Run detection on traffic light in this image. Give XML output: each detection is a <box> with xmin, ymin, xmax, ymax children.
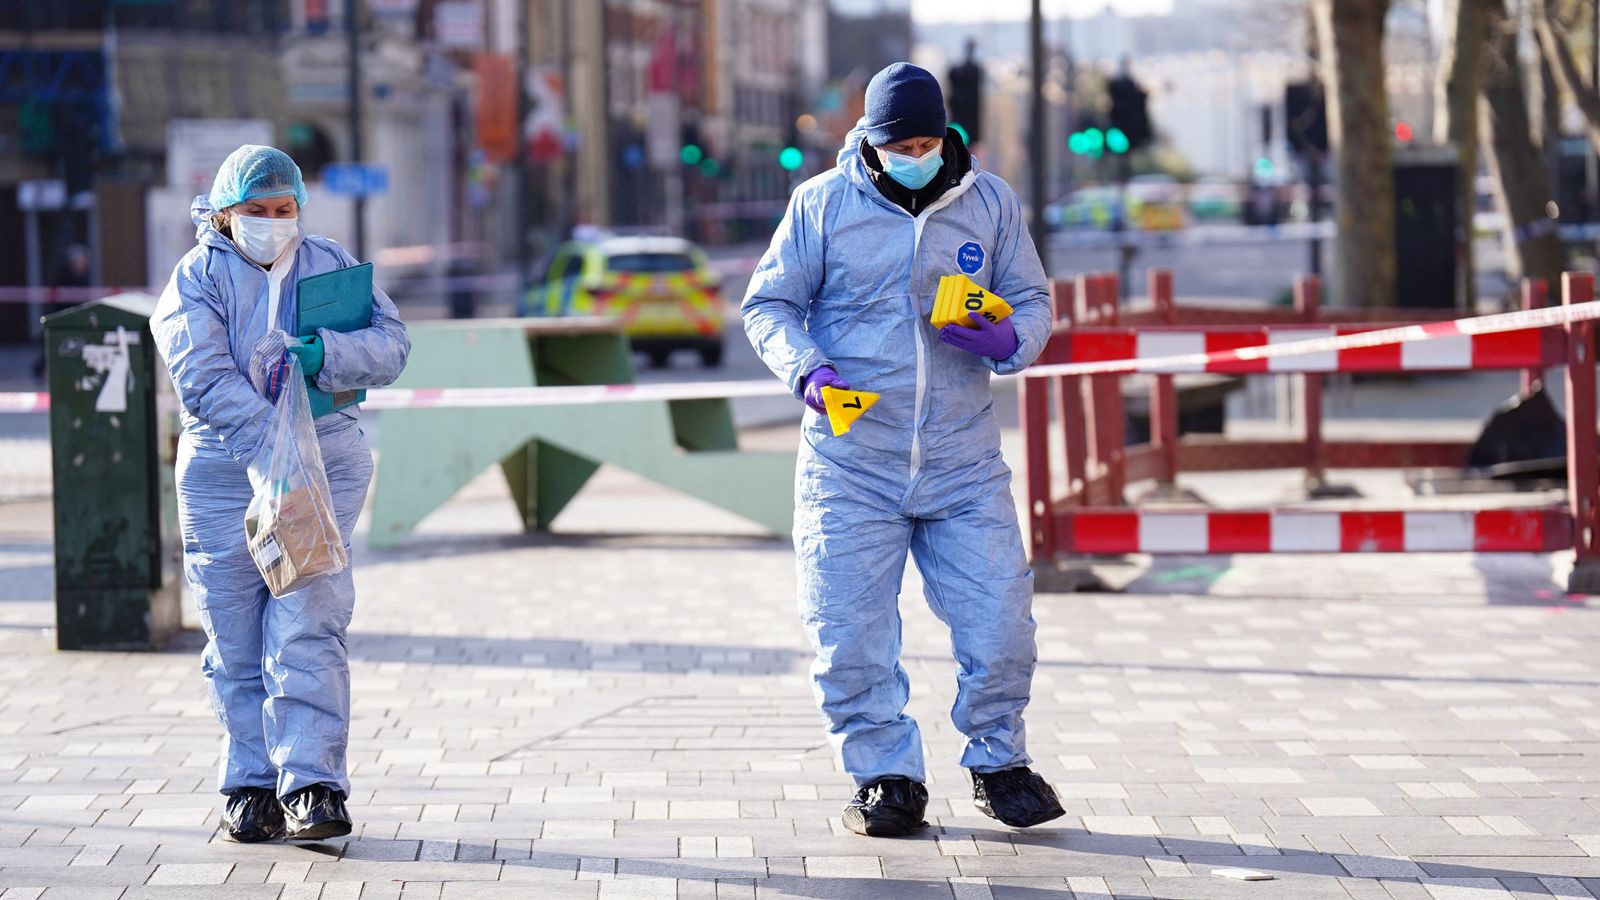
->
<box><xmin>1394</xmin><ymin>120</ymin><xmax>1414</xmax><ymax>143</ymax></box>
<box><xmin>948</xmin><ymin>51</ymin><xmax>983</xmax><ymax>147</ymax></box>
<box><xmin>680</xmin><ymin>121</ymin><xmax>704</xmax><ymax>167</ymax></box>
<box><xmin>779</xmin><ymin>146</ymin><xmax>803</xmax><ymax>171</ymax></box>
<box><xmin>1107</xmin><ymin>75</ymin><xmax>1152</xmax><ymax>153</ymax></box>
<box><xmin>1069</xmin><ymin>127</ymin><xmax>1105</xmax><ymax>158</ymax></box>
<box><xmin>1106</xmin><ymin>128</ymin><xmax>1130</xmax><ymax>155</ymax></box>
<box><xmin>1285</xmin><ymin>81</ymin><xmax>1328</xmax><ymax>156</ymax></box>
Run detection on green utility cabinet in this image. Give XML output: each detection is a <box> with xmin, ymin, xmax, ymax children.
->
<box><xmin>43</xmin><ymin>295</ymin><xmax>180</xmax><ymax>651</ymax></box>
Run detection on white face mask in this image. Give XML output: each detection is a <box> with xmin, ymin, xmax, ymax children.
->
<box><xmin>231</xmin><ymin>214</ymin><xmax>299</xmax><ymax>264</ymax></box>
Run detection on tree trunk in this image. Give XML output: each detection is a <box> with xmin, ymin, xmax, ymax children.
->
<box><xmin>1314</xmin><ymin>0</ymin><xmax>1397</xmax><ymax>308</ymax></box>
<box><xmin>1533</xmin><ymin>0</ymin><xmax>1600</xmax><ymax>159</ymax></box>
<box><xmin>1433</xmin><ymin>0</ymin><xmax>1484</xmax><ymax>311</ymax></box>
<box><xmin>1482</xmin><ymin>0</ymin><xmax>1564</xmax><ymax>291</ymax></box>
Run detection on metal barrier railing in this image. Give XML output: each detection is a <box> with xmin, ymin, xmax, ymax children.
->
<box><xmin>1019</xmin><ymin>269</ymin><xmax>1600</xmax><ymax>593</ymax></box>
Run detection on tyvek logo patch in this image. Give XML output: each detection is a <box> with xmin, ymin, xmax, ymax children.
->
<box><xmin>957</xmin><ymin>241</ymin><xmax>985</xmax><ymax>275</ymax></box>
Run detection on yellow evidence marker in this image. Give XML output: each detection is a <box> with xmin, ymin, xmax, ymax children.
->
<box><xmin>820</xmin><ymin>385</ymin><xmax>880</xmax><ymax>437</ymax></box>
<box><xmin>932</xmin><ymin>274</ymin><xmax>1014</xmax><ymax>330</ymax></box>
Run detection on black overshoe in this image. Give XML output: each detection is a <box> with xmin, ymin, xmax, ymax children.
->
<box><xmin>221</xmin><ymin>787</ymin><xmax>284</xmax><ymax>843</ymax></box>
<box><xmin>972</xmin><ymin>766</ymin><xmax>1066</xmax><ymax>828</ymax></box>
<box><xmin>282</xmin><ymin>783</ymin><xmax>353</xmax><ymax>841</ymax></box>
<box><xmin>842</xmin><ymin>777</ymin><xmax>929</xmax><ymax>837</ymax></box>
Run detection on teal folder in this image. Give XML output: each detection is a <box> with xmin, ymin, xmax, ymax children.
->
<box><xmin>297</xmin><ymin>262</ymin><xmax>373</xmax><ymax>418</ymax></box>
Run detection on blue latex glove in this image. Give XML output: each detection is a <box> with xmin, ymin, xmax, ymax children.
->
<box><xmin>802</xmin><ymin>367</ymin><xmax>850</xmax><ymax>415</ymax></box>
<box><xmin>262</xmin><ymin>352</ymin><xmax>297</xmax><ymax>403</ymax></box>
<box><xmin>288</xmin><ymin>334</ymin><xmax>325</xmax><ymax>377</ymax></box>
<box><xmin>940</xmin><ymin>312</ymin><xmax>1019</xmax><ymax>361</ymax></box>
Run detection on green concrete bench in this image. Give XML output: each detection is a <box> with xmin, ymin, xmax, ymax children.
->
<box><xmin>367</xmin><ymin>318</ymin><xmax>793</xmax><ymax>546</ymax></box>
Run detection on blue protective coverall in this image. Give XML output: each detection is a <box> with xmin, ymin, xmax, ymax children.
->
<box><xmin>742</xmin><ymin>124</ymin><xmax>1054</xmax><ymax>787</ymax></box>
<box><xmin>152</xmin><ymin>197</ymin><xmax>410</xmax><ymax>799</ymax></box>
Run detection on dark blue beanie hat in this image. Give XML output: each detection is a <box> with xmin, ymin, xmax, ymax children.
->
<box><xmin>864</xmin><ymin>63</ymin><xmax>947</xmax><ymax>147</ymax></box>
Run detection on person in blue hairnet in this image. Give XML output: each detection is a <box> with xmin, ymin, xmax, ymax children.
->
<box><xmin>151</xmin><ymin>145</ymin><xmax>410</xmax><ymax>843</ymax></box>
<box><xmin>743</xmin><ymin>63</ymin><xmax>1065</xmax><ymax>836</ymax></box>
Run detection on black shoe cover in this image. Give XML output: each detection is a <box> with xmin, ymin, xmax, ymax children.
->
<box><xmin>282</xmin><ymin>783</ymin><xmax>353</xmax><ymax>842</ymax></box>
<box><xmin>842</xmin><ymin>777</ymin><xmax>929</xmax><ymax>837</ymax></box>
<box><xmin>221</xmin><ymin>787</ymin><xmax>285</xmax><ymax>843</ymax></box>
<box><xmin>972</xmin><ymin>767</ymin><xmax>1066</xmax><ymax>828</ymax></box>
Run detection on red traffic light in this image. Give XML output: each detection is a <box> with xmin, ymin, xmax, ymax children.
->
<box><xmin>1395</xmin><ymin>121</ymin><xmax>1413</xmax><ymax>142</ymax></box>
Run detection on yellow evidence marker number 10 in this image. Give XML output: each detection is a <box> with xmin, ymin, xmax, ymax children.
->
<box><xmin>932</xmin><ymin>274</ymin><xmax>1014</xmax><ymax>330</ymax></box>
<box><xmin>820</xmin><ymin>386</ymin><xmax>880</xmax><ymax>437</ymax></box>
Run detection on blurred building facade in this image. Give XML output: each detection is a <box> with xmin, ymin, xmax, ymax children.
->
<box><xmin>0</xmin><ymin>2</ymin><xmax>297</xmax><ymax>342</ymax></box>
<box><xmin>582</xmin><ymin>0</ymin><xmax>828</xmax><ymax>244</ymax></box>
<box><xmin>0</xmin><ymin>0</ymin><xmax>834</xmax><ymax>343</ymax></box>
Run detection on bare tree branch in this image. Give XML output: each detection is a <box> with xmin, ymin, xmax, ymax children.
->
<box><xmin>1533</xmin><ymin>0</ymin><xmax>1600</xmax><ymax>156</ymax></box>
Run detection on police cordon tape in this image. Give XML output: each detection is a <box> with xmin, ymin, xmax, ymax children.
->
<box><xmin>2</xmin><ymin>299</ymin><xmax>1599</xmax><ymax>415</ymax></box>
<box><xmin>1025</xmin><ymin>297</ymin><xmax>1600</xmax><ymax>377</ymax></box>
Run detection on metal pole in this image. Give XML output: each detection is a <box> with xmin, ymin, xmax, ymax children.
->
<box><xmin>1590</xmin><ymin>0</ymin><xmax>1598</xmax><ymax>219</ymax></box>
<box><xmin>1308</xmin><ymin>152</ymin><xmax>1323</xmax><ymax>277</ymax></box>
<box><xmin>515</xmin><ymin>0</ymin><xmax>531</xmax><ymax>282</ymax></box>
<box><xmin>24</xmin><ymin>210</ymin><xmax>42</xmax><ymax>341</ymax></box>
<box><xmin>1029</xmin><ymin>0</ymin><xmax>1049</xmax><ymax>273</ymax></box>
<box><xmin>560</xmin><ymin>0</ymin><xmax>576</xmax><ymax>236</ymax></box>
<box><xmin>345</xmin><ymin>0</ymin><xmax>366</xmax><ymax>260</ymax></box>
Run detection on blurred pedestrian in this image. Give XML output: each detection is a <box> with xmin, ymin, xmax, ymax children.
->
<box><xmin>742</xmin><ymin>63</ymin><xmax>1065</xmax><ymax>836</ymax></box>
<box><xmin>31</xmin><ymin>244</ymin><xmax>91</xmax><ymax>380</ymax></box>
<box><xmin>150</xmin><ymin>145</ymin><xmax>410</xmax><ymax>843</ymax></box>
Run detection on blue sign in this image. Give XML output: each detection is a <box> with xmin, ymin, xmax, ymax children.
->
<box><xmin>323</xmin><ymin>163</ymin><xmax>390</xmax><ymax>197</ymax></box>
<box><xmin>957</xmin><ymin>241</ymin><xmax>985</xmax><ymax>275</ymax></box>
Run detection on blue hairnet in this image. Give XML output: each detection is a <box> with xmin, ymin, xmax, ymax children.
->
<box><xmin>208</xmin><ymin>144</ymin><xmax>308</xmax><ymax>211</ymax></box>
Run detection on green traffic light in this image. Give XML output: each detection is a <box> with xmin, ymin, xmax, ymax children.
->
<box><xmin>1253</xmin><ymin>156</ymin><xmax>1275</xmax><ymax>179</ymax></box>
<box><xmin>1106</xmin><ymin>127</ymin><xmax>1130</xmax><ymax>154</ymax></box>
<box><xmin>680</xmin><ymin>144</ymin><xmax>703</xmax><ymax>166</ymax></box>
<box><xmin>779</xmin><ymin>146</ymin><xmax>804</xmax><ymax>171</ymax></box>
<box><xmin>699</xmin><ymin>158</ymin><xmax>720</xmax><ymax>177</ymax></box>
<box><xmin>1068</xmin><ymin>132</ymin><xmax>1087</xmax><ymax>155</ymax></box>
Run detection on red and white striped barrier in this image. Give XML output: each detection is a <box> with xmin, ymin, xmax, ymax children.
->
<box><xmin>0</xmin><ymin>286</ymin><xmax>145</xmax><ymax>305</ymax></box>
<box><xmin>361</xmin><ymin>380</ymin><xmax>790</xmax><ymax>410</ymax></box>
<box><xmin>0</xmin><ymin>380</ymin><xmax>793</xmax><ymax>415</ymax></box>
<box><xmin>1063</xmin><ymin>508</ymin><xmax>1568</xmax><ymax>555</ymax></box>
<box><xmin>0</xmin><ymin>393</ymin><xmax>48</xmax><ymax>413</ymax></box>
<box><xmin>3</xmin><ymin>296</ymin><xmax>1597</xmax><ymax>415</ymax></box>
<box><xmin>1026</xmin><ymin>299</ymin><xmax>1600</xmax><ymax>377</ymax></box>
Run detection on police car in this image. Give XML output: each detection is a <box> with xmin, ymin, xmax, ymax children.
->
<box><xmin>527</xmin><ymin>235</ymin><xmax>725</xmax><ymax>368</ymax></box>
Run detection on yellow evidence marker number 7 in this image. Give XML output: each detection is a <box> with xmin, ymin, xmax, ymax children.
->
<box><xmin>820</xmin><ymin>385</ymin><xmax>880</xmax><ymax>437</ymax></box>
<box><xmin>932</xmin><ymin>274</ymin><xmax>1014</xmax><ymax>330</ymax></box>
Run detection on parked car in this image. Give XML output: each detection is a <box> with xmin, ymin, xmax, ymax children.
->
<box><xmin>1186</xmin><ymin>177</ymin><xmax>1243</xmax><ymax>223</ymax></box>
<box><xmin>527</xmin><ymin>235</ymin><xmax>725</xmax><ymax>368</ymax></box>
<box><xmin>1126</xmin><ymin>174</ymin><xmax>1186</xmax><ymax>231</ymax></box>
<box><xmin>1047</xmin><ymin>179</ymin><xmax>1188</xmax><ymax>232</ymax></box>
<box><xmin>1045</xmin><ymin>185</ymin><xmax>1120</xmax><ymax>230</ymax></box>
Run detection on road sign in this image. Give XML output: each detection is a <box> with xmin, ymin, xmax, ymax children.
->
<box><xmin>323</xmin><ymin>163</ymin><xmax>390</xmax><ymax>197</ymax></box>
<box><xmin>166</xmin><ymin>119</ymin><xmax>275</xmax><ymax>197</ymax></box>
<box><xmin>18</xmin><ymin>180</ymin><xmax>67</xmax><ymax>212</ymax></box>
<box><xmin>434</xmin><ymin>1</ymin><xmax>483</xmax><ymax>50</ymax></box>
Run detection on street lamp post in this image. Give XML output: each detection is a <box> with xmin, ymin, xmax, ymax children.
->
<box><xmin>1029</xmin><ymin>0</ymin><xmax>1049</xmax><ymax>273</ymax></box>
<box><xmin>345</xmin><ymin>0</ymin><xmax>366</xmax><ymax>261</ymax></box>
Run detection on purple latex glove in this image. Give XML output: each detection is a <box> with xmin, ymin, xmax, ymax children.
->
<box><xmin>802</xmin><ymin>366</ymin><xmax>850</xmax><ymax>414</ymax></box>
<box><xmin>940</xmin><ymin>312</ymin><xmax>1019</xmax><ymax>361</ymax></box>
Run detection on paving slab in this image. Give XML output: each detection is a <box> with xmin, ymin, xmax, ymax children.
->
<box><xmin>0</xmin><ymin>427</ymin><xmax>1597</xmax><ymax>898</ymax></box>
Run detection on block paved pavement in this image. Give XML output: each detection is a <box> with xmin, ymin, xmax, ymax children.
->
<box><xmin>0</xmin><ymin>423</ymin><xmax>1598</xmax><ymax>899</ymax></box>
